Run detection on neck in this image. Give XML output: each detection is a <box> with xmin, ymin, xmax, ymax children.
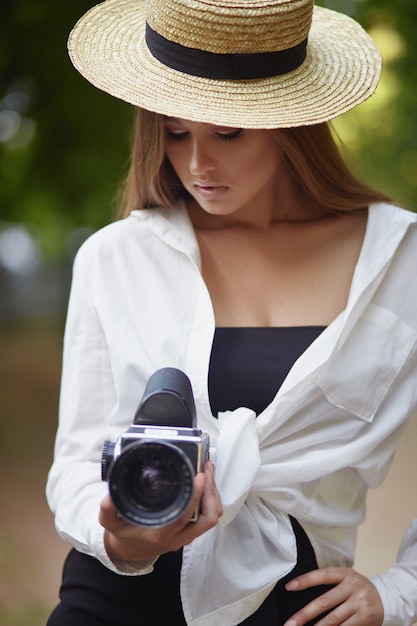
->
<box><xmin>186</xmin><ymin>196</ymin><xmax>330</xmax><ymax>232</ymax></box>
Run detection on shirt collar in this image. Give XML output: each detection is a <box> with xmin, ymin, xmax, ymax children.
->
<box><xmin>277</xmin><ymin>203</ymin><xmax>417</xmax><ymax>397</ymax></box>
<box><xmin>347</xmin><ymin>203</ymin><xmax>416</xmax><ymax>313</ymax></box>
<box><xmin>130</xmin><ymin>200</ymin><xmax>201</xmax><ymax>267</ymax></box>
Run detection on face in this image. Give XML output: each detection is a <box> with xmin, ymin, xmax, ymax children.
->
<box><xmin>164</xmin><ymin>118</ymin><xmax>284</xmax><ymax>224</ymax></box>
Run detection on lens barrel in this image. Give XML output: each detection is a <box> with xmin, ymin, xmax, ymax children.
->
<box><xmin>107</xmin><ymin>439</ymin><xmax>195</xmax><ymax>527</ymax></box>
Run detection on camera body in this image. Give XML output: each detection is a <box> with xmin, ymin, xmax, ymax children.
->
<box><xmin>101</xmin><ymin>368</ymin><xmax>210</xmax><ymax>527</ymax></box>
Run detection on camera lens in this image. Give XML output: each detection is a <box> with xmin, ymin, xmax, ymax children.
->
<box><xmin>108</xmin><ymin>440</ymin><xmax>195</xmax><ymax>527</ymax></box>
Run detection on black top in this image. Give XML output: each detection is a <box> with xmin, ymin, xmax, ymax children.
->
<box><xmin>209</xmin><ymin>326</ymin><xmax>325</xmax><ymax>416</ymax></box>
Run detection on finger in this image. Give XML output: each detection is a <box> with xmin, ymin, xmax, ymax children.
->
<box><xmin>284</xmin><ymin>568</ymin><xmax>384</xmax><ymax>626</ymax></box>
<box><xmin>200</xmin><ymin>461</ymin><xmax>223</xmax><ymax>519</ymax></box>
<box><xmin>285</xmin><ymin>567</ymin><xmax>348</xmax><ymax>591</ymax></box>
<box><xmin>283</xmin><ymin>570</ymin><xmax>350</xmax><ymax>626</ymax></box>
<box><xmin>284</xmin><ymin>605</ymin><xmax>354</xmax><ymax>626</ymax></box>
<box><xmin>283</xmin><ymin>584</ymin><xmax>352</xmax><ymax>626</ymax></box>
<box><xmin>99</xmin><ymin>493</ymin><xmax>126</xmax><ymax>529</ymax></box>
<box><xmin>174</xmin><ymin>471</ymin><xmax>206</xmax><ymax>526</ymax></box>
<box><xmin>171</xmin><ymin>465</ymin><xmax>222</xmax><ymax>546</ymax></box>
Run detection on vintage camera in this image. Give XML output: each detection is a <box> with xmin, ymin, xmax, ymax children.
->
<box><xmin>101</xmin><ymin>368</ymin><xmax>210</xmax><ymax>527</ymax></box>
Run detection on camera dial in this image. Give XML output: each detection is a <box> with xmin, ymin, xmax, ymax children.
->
<box><xmin>101</xmin><ymin>440</ymin><xmax>116</xmax><ymax>481</ymax></box>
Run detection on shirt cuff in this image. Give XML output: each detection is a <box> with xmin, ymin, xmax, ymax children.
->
<box><xmin>372</xmin><ymin>569</ymin><xmax>417</xmax><ymax>626</ymax></box>
<box><xmin>92</xmin><ymin>524</ymin><xmax>158</xmax><ymax>575</ymax></box>
<box><xmin>110</xmin><ymin>557</ymin><xmax>158</xmax><ymax>575</ymax></box>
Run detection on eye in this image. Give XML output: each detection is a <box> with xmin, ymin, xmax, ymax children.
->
<box><xmin>216</xmin><ymin>129</ymin><xmax>243</xmax><ymax>141</ymax></box>
<box><xmin>165</xmin><ymin>128</ymin><xmax>189</xmax><ymax>141</ymax></box>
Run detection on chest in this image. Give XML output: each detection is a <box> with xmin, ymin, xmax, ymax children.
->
<box><xmin>196</xmin><ymin>214</ymin><xmax>367</xmax><ymax>327</ymax></box>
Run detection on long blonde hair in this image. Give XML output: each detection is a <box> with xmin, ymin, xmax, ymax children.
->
<box><xmin>117</xmin><ymin>107</ymin><xmax>390</xmax><ymax>218</ymax></box>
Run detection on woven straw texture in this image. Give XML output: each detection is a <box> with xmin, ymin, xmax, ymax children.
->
<box><xmin>146</xmin><ymin>0</ymin><xmax>312</xmax><ymax>53</ymax></box>
<box><xmin>68</xmin><ymin>0</ymin><xmax>382</xmax><ymax>128</ymax></box>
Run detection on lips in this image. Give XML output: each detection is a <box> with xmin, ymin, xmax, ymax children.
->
<box><xmin>193</xmin><ymin>181</ymin><xmax>228</xmax><ymax>200</ymax></box>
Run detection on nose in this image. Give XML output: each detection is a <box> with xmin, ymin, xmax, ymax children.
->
<box><xmin>189</xmin><ymin>138</ymin><xmax>216</xmax><ymax>176</ymax></box>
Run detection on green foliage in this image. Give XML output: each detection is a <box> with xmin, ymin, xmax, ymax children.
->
<box><xmin>0</xmin><ymin>1</ymin><xmax>132</xmax><ymax>258</ymax></box>
<box><xmin>1</xmin><ymin>1</ymin><xmax>416</xmax><ymax>260</ymax></box>
<box><xmin>317</xmin><ymin>0</ymin><xmax>417</xmax><ymax>209</ymax></box>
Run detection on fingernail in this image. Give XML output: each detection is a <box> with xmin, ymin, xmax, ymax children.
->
<box><xmin>285</xmin><ymin>580</ymin><xmax>299</xmax><ymax>591</ymax></box>
<box><xmin>285</xmin><ymin>621</ymin><xmax>297</xmax><ymax>626</ymax></box>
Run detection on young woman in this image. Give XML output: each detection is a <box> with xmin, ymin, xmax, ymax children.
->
<box><xmin>47</xmin><ymin>1</ymin><xmax>417</xmax><ymax>624</ymax></box>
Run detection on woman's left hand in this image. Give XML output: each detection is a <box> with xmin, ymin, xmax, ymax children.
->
<box><xmin>283</xmin><ymin>567</ymin><xmax>384</xmax><ymax>626</ymax></box>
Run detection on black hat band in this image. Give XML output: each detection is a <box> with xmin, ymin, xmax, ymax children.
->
<box><xmin>145</xmin><ymin>23</ymin><xmax>307</xmax><ymax>80</ymax></box>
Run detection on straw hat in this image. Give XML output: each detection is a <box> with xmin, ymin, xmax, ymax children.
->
<box><xmin>68</xmin><ymin>0</ymin><xmax>382</xmax><ymax>129</ymax></box>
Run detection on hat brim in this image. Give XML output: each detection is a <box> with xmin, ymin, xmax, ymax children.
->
<box><xmin>68</xmin><ymin>0</ymin><xmax>382</xmax><ymax>128</ymax></box>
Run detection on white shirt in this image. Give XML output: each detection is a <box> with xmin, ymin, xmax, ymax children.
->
<box><xmin>47</xmin><ymin>201</ymin><xmax>417</xmax><ymax>626</ymax></box>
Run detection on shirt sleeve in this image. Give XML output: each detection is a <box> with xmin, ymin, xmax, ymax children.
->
<box><xmin>45</xmin><ymin>249</ymin><xmax>155</xmax><ymax>576</ymax></box>
<box><xmin>372</xmin><ymin>517</ymin><xmax>417</xmax><ymax>626</ymax></box>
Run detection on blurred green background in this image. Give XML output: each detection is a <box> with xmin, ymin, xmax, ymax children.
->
<box><xmin>0</xmin><ymin>1</ymin><xmax>416</xmax><ymax>624</ymax></box>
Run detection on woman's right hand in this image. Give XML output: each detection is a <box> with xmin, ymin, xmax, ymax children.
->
<box><xmin>99</xmin><ymin>460</ymin><xmax>222</xmax><ymax>563</ymax></box>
